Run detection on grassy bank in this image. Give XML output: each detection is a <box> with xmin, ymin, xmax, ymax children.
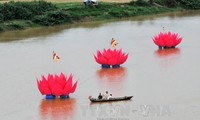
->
<box><xmin>0</xmin><ymin>0</ymin><xmax>200</xmax><ymax>32</ymax></box>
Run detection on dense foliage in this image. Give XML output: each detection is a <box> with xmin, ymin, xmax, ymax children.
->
<box><xmin>180</xmin><ymin>0</ymin><xmax>200</xmax><ymax>9</ymax></box>
<box><xmin>33</xmin><ymin>10</ymin><xmax>72</xmax><ymax>26</ymax></box>
<box><xmin>0</xmin><ymin>1</ymin><xmax>56</xmax><ymax>21</ymax></box>
<box><xmin>152</xmin><ymin>0</ymin><xmax>200</xmax><ymax>8</ymax></box>
<box><xmin>0</xmin><ymin>0</ymin><xmax>199</xmax><ymax>32</ymax></box>
<box><xmin>129</xmin><ymin>0</ymin><xmax>151</xmax><ymax>6</ymax></box>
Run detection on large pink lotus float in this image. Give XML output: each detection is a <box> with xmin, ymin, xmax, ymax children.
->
<box><xmin>94</xmin><ymin>48</ymin><xmax>128</xmax><ymax>68</ymax></box>
<box><xmin>37</xmin><ymin>73</ymin><xmax>78</xmax><ymax>99</ymax></box>
<box><xmin>153</xmin><ymin>31</ymin><xmax>182</xmax><ymax>49</ymax></box>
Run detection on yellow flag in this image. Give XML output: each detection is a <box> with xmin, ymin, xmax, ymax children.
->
<box><xmin>53</xmin><ymin>51</ymin><xmax>60</xmax><ymax>62</ymax></box>
<box><xmin>111</xmin><ymin>38</ymin><xmax>118</xmax><ymax>48</ymax></box>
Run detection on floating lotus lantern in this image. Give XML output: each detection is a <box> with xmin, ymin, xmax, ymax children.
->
<box><xmin>94</xmin><ymin>48</ymin><xmax>128</xmax><ymax>68</ymax></box>
<box><xmin>153</xmin><ymin>31</ymin><xmax>182</xmax><ymax>49</ymax></box>
<box><xmin>37</xmin><ymin>73</ymin><xmax>78</xmax><ymax>99</ymax></box>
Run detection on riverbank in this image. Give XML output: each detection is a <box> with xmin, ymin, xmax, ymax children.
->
<box><xmin>0</xmin><ymin>0</ymin><xmax>200</xmax><ymax>33</ymax></box>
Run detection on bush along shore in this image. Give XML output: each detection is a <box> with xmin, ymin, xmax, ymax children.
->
<box><xmin>0</xmin><ymin>0</ymin><xmax>200</xmax><ymax>32</ymax></box>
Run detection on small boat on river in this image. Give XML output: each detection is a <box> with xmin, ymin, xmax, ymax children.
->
<box><xmin>89</xmin><ymin>96</ymin><xmax>133</xmax><ymax>102</ymax></box>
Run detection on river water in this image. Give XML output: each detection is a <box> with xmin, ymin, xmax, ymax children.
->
<box><xmin>0</xmin><ymin>10</ymin><xmax>200</xmax><ymax>120</ymax></box>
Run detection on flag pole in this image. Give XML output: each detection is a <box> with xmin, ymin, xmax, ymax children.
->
<box><xmin>52</xmin><ymin>50</ymin><xmax>60</xmax><ymax>74</ymax></box>
<box><xmin>53</xmin><ymin>51</ymin><xmax>55</xmax><ymax>74</ymax></box>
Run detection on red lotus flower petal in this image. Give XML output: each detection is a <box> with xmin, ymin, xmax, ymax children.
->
<box><xmin>37</xmin><ymin>79</ymin><xmax>51</xmax><ymax>95</ymax></box>
<box><xmin>153</xmin><ymin>38</ymin><xmax>165</xmax><ymax>46</ymax></box>
<box><xmin>94</xmin><ymin>55</ymin><xmax>101</xmax><ymax>64</ymax></box>
<box><xmin>99</xmin><ymin>57</ymin><xmax>108</xmax><ymax>64</ymax></box>
<box><xmin>174</xmin><ymin>37</ymin><xmax>182</xmax><ymax>46</ymax></box>
<box><xmin>118</xmin><ymin>53</ymin><xmax>128</xmax><ymax>64</ymax></box>
<box><xmin>47</xmin><ymin>74</ymin><xmax>53</xmax><ymax>83</ymax></box>
<box><xmin>56</xmin><ymin>72</ymin><xmax>66</xmax><ymax>88</ymax></box>
<box><xmin>97</xmin><ymin>51</ymin><xmax>103</xmax><ymax>58</ymax></box>
<box><xmin>94</xmin><ymin>48</ymin><xmax>128</xmax><ymax>65</ymax></box>
<box><xmin>37</xmin><ymin>73</ymin><xmax>78</xmax><ymax>96</ymax></box>
<box><xmin>51</xmin><ymin>83</ymin><xmax>63</xmax><ymax>96</ymax></box>
<box><xmin>112</xmin><ymin>49</ymin><xmax>118</xmax><ymax>57</ymax></box>
<box><xmin>70</xmin><ymin>80</ymin><xmax>78</xmax><ymax>93</ymax></box>
<box><xmin>165</xmin><ymin>38</ymin><xmax>174</xmax><ymax>47</ymax></box>
<box><xmin>117</xmin><ymin>49</ymin><xmax>123</xmax><ymax>56</ymax></box>
<box><xmin>41</xmin><ymin>75</ymin><xmax>47</xmax><ymax>81</ymax></box>
<box><xmin>153</xmin><ymin>32</ymin><xmax>182</xmax><ymax>47</ymax></box>
<box><xmin>48</xmin><ymin>75</ymin><xmax>56</xmax><ymax>91</ymax></box>
<box><xmin>153</xmin><ymin>33</ymin><xmax>165</xmax><ymax>46</ymax></box>
<box><xmin>108</xmin><ymin>57</ymin><xmax>117</xmax><ymax>65</ymax></box>
<box><xmin>63</xmin><ymin>74</ymin><xmax>75</xmax><ymax>95</ymax></box>
<box><xmin>55</xmin><ymin>74</ymin><xmax>59</xmax><ymax>81</ymax></box>
<box><xmin>63</xmin><ymin>82</ymin><xmax>72</xmax><ymax>95</ymax></box>
<box><xmin>103</xmin><ymin>49</ymin><xmax>112</xmax><ymax>60</ymax></box>
<box><xmin>66</xmin><ymin>74</ymin><xmax>73</xmax><ymax>87</ymax></box>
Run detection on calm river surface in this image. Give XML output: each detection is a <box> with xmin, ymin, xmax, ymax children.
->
<box><xmin>0</xmin><ymin>10</ymin><xmax>200</xmax><ymax>120</ymax></box>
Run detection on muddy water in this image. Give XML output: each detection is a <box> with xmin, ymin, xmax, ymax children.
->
<box><xmin>0</xmin><ymin>10</ymin><xmax>200</xmax><ymax>120</ymax></box>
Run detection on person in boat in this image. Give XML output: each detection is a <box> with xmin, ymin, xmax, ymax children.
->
<box><xmin>107</xmin><ymin>94</ymin><xmax>112</xmax><ymax>99</ymax></box>
<box><xmin>98</xmin><ymin>93</ymin><xmax>103</xmax><ymax>99</ymax></box>
<box><xmin>103</xmin><ymin>91</ymin><xmax>109</xmax><ymax>99</ymax></box>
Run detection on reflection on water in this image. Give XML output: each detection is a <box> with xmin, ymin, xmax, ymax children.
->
<box><xmin>96</xmin><ymin>67</ymin><xmax>126</xmax><ymax>81</ymax></box>
<box><xmin>154</xmin><ymin>48</ymin><xmax>181</xmax><ymax>67</ymax></box>
<box><xmin>154</xmin><ymin>48</ymin><xmax>181</xmax><ymax>58</ymax></box>
<box><xmin>95</xmin><ymin>67</ymin><xmax>127</xmax><ymax>93</ymax></box>
<box><xmin>39</xmin><ymin>98</ymin><xmax>76</xmax><ymax>120</ymax></box>
<box><xmin>0</xmin><ymin>21</ymin><xmax>107</xmax><ymax>42</ymax></box>
<box><xmin>89</xmin><ymin>99</ymin><xmax>132</xmax><ymax>106</ymax></box>
<box><xmin>167</xmin><ymin>10</ymin><xmax>200</xmax><ymax>19</ymax></box>
<box><xmin>88</xmin><ymin>100</ymin><xmax>133</xmax><ymax>120</ymax></box>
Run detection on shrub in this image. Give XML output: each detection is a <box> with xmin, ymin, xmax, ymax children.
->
<box><xmin>164</xmin><ymin>0</ymin><xmax>180</xmax><ymax>7</ymax></box>
<box><xmin>8</xmin><ymin>24</ymin><xmax>24</xmax><ymax>30</ymax></box>
<box><xmin>0</xmin><ymin>1</ymin><xmax>56</xmax><ymax>21</ymax></box>
<box><xmin>6</xmin><ymin>21</ymin><xmax>25</xmax><ymax>30</ymax></box>
<box><xmin>153</xmin><ymin>0</ymin><xmax>200</xmax><ymax>8</ymax></box>
<box><xmin>68</xmin><ymin>12</ymin><xmax>83</xmax><ymax>21</ymax></box>
<box><xmin>32</xmin><ymin>10</ymin><xmax>72</xmax><ymax>26</ymax></box>
<box><xmin>180</xmin><ymin>0</ymin><xmax>200</xmax><ymax>9</ymax></box>
<box><xmin>0</xmin><ymin>25</ymin><xmax>3</xmax><ymax>32</ymax></box>
<box><xmin>108</xmin><ymin>8</ymin><xmax>132</xmax><ymax>18</ymax></box>
<box><xmin>26</xmin><ymin>0</ymin><xmax>57</xmax><ymax>15</ymax></box>
<box><xmin>13</xmin><ymin>6</ymin><xmax>32</xmax><ymax>19</ymax></box>
<box><xmin>129</xmin><ymin>0</ymin><xmax>151</xmax><ymax>6</ymax></box>
<box><xmin>0</xmin><ymin>13</ymin><xmax>3</xmax><ymax>22</ymax></box>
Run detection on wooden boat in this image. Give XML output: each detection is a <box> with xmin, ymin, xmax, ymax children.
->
<box><xmin>89</xmin><ymin>96</ymin><xmax>133</xmax><ymax>102</ymax></box>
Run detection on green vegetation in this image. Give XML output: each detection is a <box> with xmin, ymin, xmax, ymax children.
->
<box><xmin>0</xmin><ymin>0</ymin><xmax>200</xmax><ymax>32</ymax></box>
<box><xmin>152</xmin><ymin>0</ymin><xmax>200</xmax><ymax>8</ymax></box>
